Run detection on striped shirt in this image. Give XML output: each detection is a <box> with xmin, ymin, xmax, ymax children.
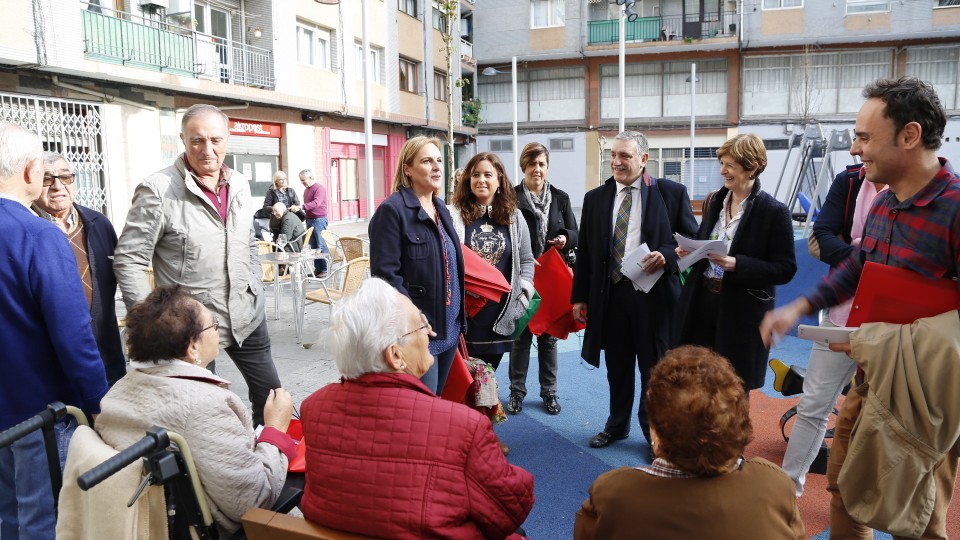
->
<box><xmin>806</xmin><ymin>158</ymin><xmax>960</xmax><ymax>311</ymax></box>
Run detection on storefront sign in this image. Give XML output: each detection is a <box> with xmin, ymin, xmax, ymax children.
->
<box><xmin>229</xmin><ymin>119</ymin><xmax>282</xmax><ymax>138</ymax></box>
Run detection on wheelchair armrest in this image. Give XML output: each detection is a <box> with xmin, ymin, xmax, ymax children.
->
<box><xmin>272</xmin><ymin>486</ymin><xmax>303</xmax><ymax>514</ymax></box>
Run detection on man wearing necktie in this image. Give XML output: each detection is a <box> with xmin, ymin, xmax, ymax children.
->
<box><xmin>572</xmin><ymin>131</ymin><xmax>694</xmax><ymax>454</ymax></box>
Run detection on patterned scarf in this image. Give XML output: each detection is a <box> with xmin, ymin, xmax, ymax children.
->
<box><xmin>522</xmin><ymin>182</ymin><xmax>552</xmax><ymax>245</ymax></box>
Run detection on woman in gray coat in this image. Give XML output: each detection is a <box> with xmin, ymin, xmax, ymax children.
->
<box><xmin>449</xmin><ymin>152</ymin><xmax>535</xmax><ymax>372</ymax></box>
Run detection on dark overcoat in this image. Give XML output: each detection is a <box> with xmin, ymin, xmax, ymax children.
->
<box><xmin>514</xmin><ymin>183</ymin><xmax>579</xmax><ymax>259</ymax></box>
<box><xmin>674</xmin><ymin>180</ymin><xmax>797</xmax><ymax>389</ymax></box>
<box><xmin>571</xmin><ymin>177</ymin><xmax>686</xmax><ymax>367</ymax></box>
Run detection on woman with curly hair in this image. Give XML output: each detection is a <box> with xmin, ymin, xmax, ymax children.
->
<box><xmin>449</xmin><ymin>152</ymin><xmax>535</xmax><ymax>372</ymax></box>
<box><xmin>575</xmin><ymin>345</ymin><xmax>804</xmax><ymax>540</ymax></box>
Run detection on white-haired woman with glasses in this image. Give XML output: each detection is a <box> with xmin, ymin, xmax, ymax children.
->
<box><xmin>95</xmin><ymin>285</ymin><xmax>296</xmax><ymax>537</ymax></box>
<box><xmin>300</xmin><ymin>278</ymin><xmax>534</xmax><ymax>539</ymax></box>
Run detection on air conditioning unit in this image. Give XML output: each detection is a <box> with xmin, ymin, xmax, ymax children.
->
<box><xmin>140</xmin><ymin>0</ymin><xmax>170</xmax><ymax>8</ymax></box>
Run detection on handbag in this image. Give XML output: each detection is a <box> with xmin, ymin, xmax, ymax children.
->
<box><xmin>512</xmin><ymin>290</ymin><xmax>541</xmax><ymax>339</ymax></box>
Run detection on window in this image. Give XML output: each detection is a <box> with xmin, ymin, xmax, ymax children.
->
<box><xmin>399</xmin><ymin>58</ymin><xmax>419</xmax><ymax>93</ymax></box>
<box><xmin>743</xmin><ymin>50</ymin><xmax>891</xmax><ymax>117</ymax></box>
<box><xmin>490</xmin><ymin>139</ymin><xmax>513</xmax><ymax>152</ymax></box>
<box><xmin>762</xmin><ymin>0</ymin><xmax>802</xmax><ymax>8</ymax></box>
<box><xmin>598</xmin><ymin>60</ymin><xmax>728</xmax><ymax>120</ymax></box>
<box><xmin>478</xmin><ymin>66</ymin><xmax>586</xmax><ymax>123</ymax></box>
<box><xmin>904</xmin><ymin>45</ymin><xmax>959</xmax><ymax>110</ymax></box>
<box><xmin>296</xmin><ymin>22</ymin><xmax>332</xmax><ymax>70</ymax></box>
<box><xmin>549</xmin><ymin>138</ymin><xmax>574</xmax><ymax>151</ymax></box>
<box><xmin>434</xmin><ymin>71</ymin><xmax>448</xmax><ymax>101</ymax></box>
<box><xmin>938</xmin><ymin>0</ymin><xmax>960</xmax><ymax>6</ymax></box>
<box><xmin>432</xmin><ymin>1</ymin><xmax>449</xmax><ymax>32</ymax></box>
<box><xmin>846</xmin><ymin>0</ymin><xmax>890</xmax><ymax>13</ymax></box>
<box><xmin>355</xmin><ymin>43</ymin><xmax>384</xmax><ymax>84</ymax></box>
<box><xmin>399</xmin><ymin>0</ymin><xmax>418</xmax><ymax>18</ymax></box>
<box><xmin>530</xmin><ymin>0</ymin><xmax>564</xmax><ymax>28</ymax></box>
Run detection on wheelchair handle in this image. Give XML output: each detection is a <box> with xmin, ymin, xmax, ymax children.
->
<box><xmin>0</xmin><ymin>402</ymin><xmax>66</xmax><ymax>449</ymax></box>
<box><xmin>78</xmin><ymin>426</ymin><xmax>170</xmax><ymax>491</ymax></box>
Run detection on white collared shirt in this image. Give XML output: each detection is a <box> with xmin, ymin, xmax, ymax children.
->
<box><xmin>611</xmin><ymin>180</ymin><xmax>642</xmax><ymax>254</ymax></box>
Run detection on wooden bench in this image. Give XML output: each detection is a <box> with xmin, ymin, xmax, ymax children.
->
<box><xmin>241</xmin><ymin>508</ymin><xmax>377</xmax><ymax>540</ymax></box>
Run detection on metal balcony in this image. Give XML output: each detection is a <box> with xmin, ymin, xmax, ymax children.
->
<box><xmin>80</xmin><ymin>4</ymin><xmax>275</xmax><ymax>89</ymax></box>
<box><xmin>588</xmin><ymin>11</ymin><xmax>738</xmax><ymax>45</ymax></box>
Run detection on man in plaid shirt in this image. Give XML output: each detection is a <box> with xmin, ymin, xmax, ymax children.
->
<box><xmin>761</xmin><ymin>77</ymin><xmax>960</xmax><ymax>539</ymax></box>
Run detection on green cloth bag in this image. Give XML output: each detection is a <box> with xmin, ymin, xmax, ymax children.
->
<box><xmin>513</xmin><ymin>290</ymin><xmax>541</xmax><ymax>339</ymax></box>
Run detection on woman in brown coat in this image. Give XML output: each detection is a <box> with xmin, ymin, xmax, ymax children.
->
<box><xmin>575</xmin><ymin>346</ymin><xmax>804</xmax><ymax>540</ymax></box>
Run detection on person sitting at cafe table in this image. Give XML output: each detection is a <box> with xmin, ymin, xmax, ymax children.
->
<box><xmin>270</xmin><ymin>202</ymin><xmax>305</xmax><ymax>252</ymax></box>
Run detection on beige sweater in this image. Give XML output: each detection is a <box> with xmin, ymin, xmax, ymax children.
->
<box><xmin>95</xmin><ymin>362</ymin><xmax>288</xmax><ymax>535</ymax></box>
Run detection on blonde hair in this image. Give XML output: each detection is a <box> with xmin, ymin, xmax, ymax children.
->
<box><xmin>272</xmin><ymin>170</ymin><xmax>287</xmax><ymax>189</ymax></box>
<box><xmin>392</xmin><ymin>136</ymin><xmax>443</xmax><ymax>193</ymax></box>
<box><xmin>716</xmin><ymin>134</ymin><xmax>767</xmax><ymax>178</ymax></box>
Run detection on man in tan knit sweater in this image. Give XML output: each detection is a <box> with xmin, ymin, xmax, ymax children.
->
<box><xmin>32</xmin><ymin>152</ymin><xmax>126</xmax><ymax>386</ymax></box>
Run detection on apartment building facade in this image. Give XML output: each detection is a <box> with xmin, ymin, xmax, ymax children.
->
<box><xmin>0</xmin><ymin>0</ymin><xmax>475</xmax><ymax>224</ymax></box>
<box><xmin>472</xmin><ymin>0</ymin><xmax>960</xmax><ymax>207</ymax></box>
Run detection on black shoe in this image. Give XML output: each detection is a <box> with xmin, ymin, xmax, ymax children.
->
<box><xmin>543</xmin><ymin>394</ymin><xmax>561</xmax><ymax>415</ymax></box>
<box><xmin>589</xmin><ymin>431</ymin><xmax>628</xmax><ymax>448</ymax></box>
<box><xmin>506</xmin><ymin>392</ymin><xmax>523</xmax><ymax>415</ymax></box>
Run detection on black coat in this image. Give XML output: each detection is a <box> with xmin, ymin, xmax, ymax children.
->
<box><xmin>572</xmin><ymin>177</ymin><xmax>690</xmax><ymax>367</ymax></box>
<box><xmin>647</xmin><ymin>174</ymin><xmax>699</xmax><ymax>239</ymax></box>
<box><xmin>813</xmin><ymin>165</ymin><xmax>864</xmax><ymax>267</ymax></box>
<box><xmin>368</xmin><ymin>187</ymin><xmax>466</xmax><ymax>343</ymax></box>
<box><xmin>76</xmin><ymin>205</ymin><xmax>125</xmax><ymax>383</ymax></box>
<box><xmin>514</xmin><ymin>183</ymin><xmax>579</xmax><ymax>259</ymax></box>
<box><xmin>674</xmin><ymin>180</ymin><xmax>797</xmax><ymax>389</ymax></box>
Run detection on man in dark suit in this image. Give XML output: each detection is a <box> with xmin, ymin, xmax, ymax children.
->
<box><xmin>33</xmin><ymin>151</ymin><xmax>126</xmax><ymax>386</ymax></box>
<box><xmin>571</xmin><ymin>131</ymin><xmax>695</xmax><ymax>452</ymax></box>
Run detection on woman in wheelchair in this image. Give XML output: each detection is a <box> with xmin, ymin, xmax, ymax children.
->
<box><xmin>95</xmin><ymin>285</ymin><xmax>297</xmax><ymax>536</ymax></box>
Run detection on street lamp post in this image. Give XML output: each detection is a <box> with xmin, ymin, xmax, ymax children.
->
<box><xmin>687</xmin><ymin>63</ymin><xmax>697</xmax><ymax>190</ymax></box>
<box><xmin>482</xmin><ymin>57</ymin><xmax>520</xmax><ymax>184</ymax></box>
<box><xmin>616</xmin><ymin>0</ymin><xmax>639</xmax><ymax>134</ymax></box>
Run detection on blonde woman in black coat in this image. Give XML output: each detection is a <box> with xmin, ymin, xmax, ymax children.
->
<box><xmin>674</xmin><ymin>134</ymin><xmax>796</xmax><ymax>392</ymax></box>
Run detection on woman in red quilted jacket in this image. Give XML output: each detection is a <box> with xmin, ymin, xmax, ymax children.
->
<box><xmin>300</xmin><ymin>277</ymin><xmax>535</xmax><ymax>539</ymax></box>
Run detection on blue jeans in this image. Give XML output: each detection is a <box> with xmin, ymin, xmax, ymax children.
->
<box><xmin>0</xmin><ymin>417</ymin><xmax>77</xmax><ymax>540</ymax></box>
<box><xmin>306</xmin><ymin>217</ymin><xmax>329</xmax><ymax>274</ymax></box>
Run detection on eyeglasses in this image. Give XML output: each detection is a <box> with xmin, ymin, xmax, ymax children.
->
<box><xmin>398</xmin><ymin>313</ymin><xmax>431</xmax><ymax>342</ymax></box>
<box><xmin>201</xmin><ymin>316</ymin><xmax>220</xmax><ymax>334</ymax></box>
<box><xmin>42</xmin><ymin>173</ymin><xmax>76</xmax><ymax>187</ymax></box>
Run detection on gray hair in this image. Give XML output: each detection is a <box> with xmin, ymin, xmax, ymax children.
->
<box><xmin>180</xmin><ymin>104</ymin><xmax>229</xmax><ymax>134</ymax></box>
<box><xmin>42</xmin><ymin>151</ymin><xmax>71</xmax><ymax>168</ymax></box>
<box><xmin>272</xmin><ymin>202</ymin><xmax>286</xmax><ymax>214</ymax></box>
<box><xmin>615</xmin><ymin>131</ymin><xmax>650</xmax><ymax>156</ymax></box>
<box><xmin>0</xmin><ymin>123</ymin><xmax>43</xmax><ymax>180</ymax></box>
<box><xmin>298</xmin><ymin>169</ymin><xmax>313</xmax><ymax>179</ymax></box>
<box><xmin>326</xmin><ymin>277</ymin><xmax>408</xmax><ymax>379</ymax></box>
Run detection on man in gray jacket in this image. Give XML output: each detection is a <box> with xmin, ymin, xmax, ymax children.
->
<box><xmin>114</xmin><ymin>104</ymin><xmax>281</xmax><ymax>425</ymax></box>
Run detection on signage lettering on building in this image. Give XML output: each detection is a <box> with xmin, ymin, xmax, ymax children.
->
<box><xmin>229</xmin><ymin>119</ymin><xmax>282</xmax><ymax>138</ymax></box>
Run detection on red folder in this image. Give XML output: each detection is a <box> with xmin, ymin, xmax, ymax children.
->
<box><xmin>461</xmin><ymin>244</ymin><xmax>511</xmax><ymax>317</ymax></box>
<box><xmin>846</xmin><ymin>261</ymin><xmax>960</xmax><ymax>327</ymax></box>
<box><xmin>528</xmin><ymin>247</ymin><xmax>586</xmax><ymax>339</ymax></box>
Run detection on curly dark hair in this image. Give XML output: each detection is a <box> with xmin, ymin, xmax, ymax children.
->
<box><xmin>454</xmin><ymin>152</ymin><xmax>517</xmax><ymax>227</ymax></box>
<box><xmin>863</xmin><ymin>77</ymin><xmax>945</xmax><ymax>151</ymax></box>
<box><xmin>646</xmin><ymin>345</ymin><xmax>753</xmax><ymax>477</ymax></box>
<box><xmin>125</xmin><ymin>285</ymin><xmax>205</xmax><ymax>363</ymax></box>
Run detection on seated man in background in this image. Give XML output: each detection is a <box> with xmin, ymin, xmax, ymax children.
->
<box><xmin>270</xmin><ymin>202</ymin><xmax>305</xmax><ymax>252</ymax></box>
<box><xmin>300</xmin><ymin>277</ymin><xmax>535</xmax><ymax>540</ymax></box>
<box><xmin>575</xmin><ymin>345</ymin><xmax>804</xmax><ymax>540</ymax></box>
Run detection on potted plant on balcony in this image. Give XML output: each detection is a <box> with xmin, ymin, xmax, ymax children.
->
<box><xmin>462</xmin><ymin>97</ymin><xmax>482</xmax><ymax>127</ymax></box>
<box><xmin>170</xmin><ymin>13</ymin><xmax>197</xmax><ymax>31</ymax></box>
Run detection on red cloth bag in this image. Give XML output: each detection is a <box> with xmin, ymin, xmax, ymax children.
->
<box><xmin>440</xmin><ymin>336</ymin><xmax>472</xmax><ymax>403</ymax></box>
<box><xmin>286</xmin><ymin>418</ymin><xmax>307</xmax><ymax>472</ymax></box>
<box><xmin>528</xmin><ymin>247</ymin><xmax>585</xmax><ymax>340</ymax></box>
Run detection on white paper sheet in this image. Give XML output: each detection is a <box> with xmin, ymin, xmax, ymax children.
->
<box><xmin>675</xmin><ymin>233</ymin><xmax>728</xmax><ymax>272</ymax></box>
<box><xmin>620</xmin><ymin>243</ymin><xmax>663</xmax><ymax>293</ymax></box>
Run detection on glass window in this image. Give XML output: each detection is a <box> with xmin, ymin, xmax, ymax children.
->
<box><xmin>355</xmin><ymin>43</ymin><xmax>383</xmax><ymax>84</ymax></box>
<box><xmin>432</xmin><ymin>1</ymin><xmax>449</xmax><ymax>32</ymax></box>
<box><xmin>434</xmin><ymin>71</ymin><xmax>448</xmax><ymax>101</ymax></box>
<box><xmin>400</xmin><ymin>58</ymin><xmax>419</xmax><ymax>93</ymax></box>
<box><xmin>938</xmin><ymin>0</ymin><xmax>960</xmax><ymax>6</ymax></box>
<box><xmin>846</xmin><ymin>0</ymin><xmax>890</xmax><ymax>13</ymax></box>
<box><xmin>490</xmin><ymin>139</ymin><xmax>513</xmax><ymax>152</ymax></box>
<box><xmin>904</xmin><ymin>45</ymin><xmax>959</xmax><ymax>110</ymax></box>
<box><xmin>297</xmin><ymin>23</ymin><xmax>332</xmax><ymax>70</ymax></box>
<box><xmin>762</xmin><ymin>0</ymin><xmax>802</xmax><ymax>8</ymax></box>
<box><xmin>531</xmin><ymin>0</ymin><xmax>564</xmax><ymax>29</ymax></box>
<box><xmin>399</xmin><ymin>0</ymin><xmax>418</xmax><ymax>18</ymax></box>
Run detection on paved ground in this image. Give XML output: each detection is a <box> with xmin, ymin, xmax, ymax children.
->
<box><xmin>215</xmin><ymin>219</ymin><xmax>372</xmax><ymax>408</ymax></box>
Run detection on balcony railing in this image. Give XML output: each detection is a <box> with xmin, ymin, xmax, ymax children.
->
<box><xmin>588</xmin><ymin>11</ymin><xmax>738</xmax><ymax>45</ymax></box>
<box><xmin>80</xmin><ymin>4</ymin><xmax>274</xmax><ymax>89</ymax></box>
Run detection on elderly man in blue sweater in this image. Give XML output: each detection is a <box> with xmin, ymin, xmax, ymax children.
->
<box><xmin>0</xmin><ymin>122</ymin><xmax>108</xmax><ymax>540</ymax></box>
